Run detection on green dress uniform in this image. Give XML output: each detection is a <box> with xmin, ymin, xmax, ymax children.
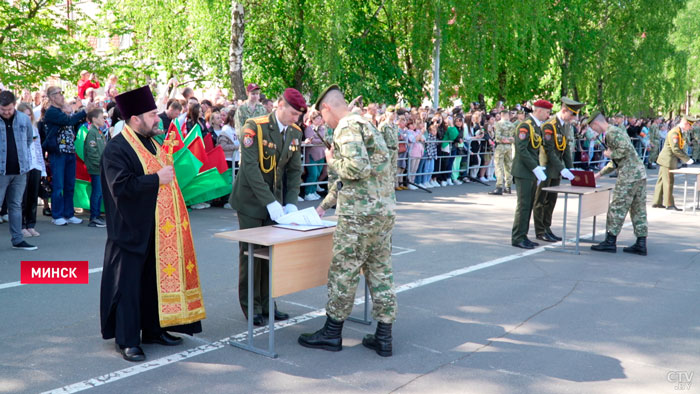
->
<box><xmin>647</xmin><ymin>124</ymin><xmax>661</xmax><ymax>165</ymax></box>
<box><xmin>598</xmin><ymin>125</ymin><xmax>648</xmax><ymax>237</ymax></box>
<box><xmin>234</xmin><ymin>102</ymin><xmax>268</xmax><ymax>139</ymax></box>
<box><xmin>228</xmin><ymin>111</ymin><xmax>303</xmax><ymax>316</ymax></box>
<box><xmin>493</xmin><ymin>119</ymin><xmax>515</xmax><ymax>189</ymax></box>
<box><xmin>534</xmin><ymin>115</ymin><xmax>573</xmax><ymax>237</ymax></box>
<box><xmin>653</xmin><ymin>126</ymin><xmax>691</xmax><ymax>207</ymax></box>
<box><xmin>511</xmin><ymin>115</ymin><xmax>544</xmax><ymax>244</ymax></box>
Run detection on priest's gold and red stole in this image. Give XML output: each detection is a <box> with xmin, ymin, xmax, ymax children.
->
<box><xmin>122</xmin><ymin>125</ymin><xmax>206</xmax><ymax>327</ymax></box>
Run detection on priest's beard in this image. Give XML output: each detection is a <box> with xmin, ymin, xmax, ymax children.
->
<box><xmin>134</xmin><ymin>118</ymin><xmax>161</xmax><ymax>137</ymax></box>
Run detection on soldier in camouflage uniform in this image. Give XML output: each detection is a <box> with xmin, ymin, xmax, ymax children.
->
<box><xmin>489</xmin><ymin>109</ymin><xmax>515</xmax><ymax>195</ymax></box>
<box><xmin>234</xmin><ymin>83</ymin><xmax>268</xmax><ymax>139</ymax></box>
<box><xmin>585</xmin><ymin>111</ymin><xmax>648</xmax><ymax>255</ymax></box>
<box><xmin>533</xmin><ymin>97</ymin><xmax>584</xmax><ymax>242</ymax></box>
<box><xmin>652</xmin><ymin>115</ymin><xmax>696</xmax><ymax>210</ymax></box>
<box><xmin>646</xmin><ymin>118</ymin><xmax>661</xmax><ymax>168</ymax></box>
<box><xmin>299</xmin><ymin>85</ymin><xmax>397</xmax><ymax>357</ymax></box>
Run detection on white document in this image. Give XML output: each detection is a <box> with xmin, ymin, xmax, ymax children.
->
<box><xmin>275</xmin><ymin>207</ymin><xmax>324</xmax><ymax>226</ymax></box>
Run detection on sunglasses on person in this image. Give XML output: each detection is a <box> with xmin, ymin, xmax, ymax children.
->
<box><xmin>49</xmin><ymin>90</ymin><xmax>64</xmax><ymax>96</ymax></box>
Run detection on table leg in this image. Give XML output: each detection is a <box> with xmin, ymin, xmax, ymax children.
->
<box><xmin>268</xmin><ymin>258</ymin><xmax>276</xmax><ymax>357</ymax></box>
<box><xmin>347</xmin><ymin>277</ymin><xmax>372</xmax><ymax>325</ymax></box>
<box><xmin>575</xmin><ymin>196</ymin><xmax>582</xmax><ymax>255</ymax></box>
<box><xmin>247</xmin><ymin>243</ymin><xmax>254</xmax><ymax>345</ymax></box>
<box><xmin>229</xmin><ymin>243</ymin><xmax>278</xmax><ymax>358</ymax></box>
<box><xmin>683</xmin><ymin>175</ymin><xmax>688</xmax><ymax>212</ymax></box>
<box><xmin>562</xmin><ymin>193</ymin><xmax>568</xmax><ymax>249</ymax></box>
<box><xmin>592</xmin><ymin>216</ymin><xmax>596</xmax><ymax>241</ymax></box>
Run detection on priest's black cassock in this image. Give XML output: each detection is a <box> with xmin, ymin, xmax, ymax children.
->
<box><xmin>99</xmin><ymin>130</ymin><xmax>202</xmax><ymax>348</ymax></box>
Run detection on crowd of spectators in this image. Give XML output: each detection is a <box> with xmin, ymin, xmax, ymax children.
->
<box><xmin>0</xmin><ymin>71</ymin><xmax>698</xmax><ymax>251</ymax></box>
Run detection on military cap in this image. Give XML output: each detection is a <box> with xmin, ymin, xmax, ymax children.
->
<box><xmin>533</xmin><ymin>99</ymin><xmax>553</xmax><ymax>110</ymax></box>
<box><xmin>561</xmin><ymin>96</ymin><xmax>585</xmax><ymax>114</ymax></box>
<box><xmin>582</xmin><ymin>110</ymin><xmax>605</xmax><ymax>126</ymax></box>
<box><xmin>246</xmin><ymin>83</ymin><xmax>261</xmax><ymax>92</ymax></box>
<box><xmin>312</xmin><ymin>84</ymin><xmax>341</xmax><ymax>111</ymax></box>
<box><xmin>283</xmin><ymin>88</ymin><xmax>307</xmax><ymax>113</ymax></box>
<box><xmin>114</xmin><ymin>85</ymin><xmax>157</xmax><ymax>120</ymax></box>
<box><xmin>682</xmin><ymin>115</ymin><xmax>699</xmax><ymax>125</ymax></box>
<box><xmin>613</xmin><ymin>113</ymin><xmax>624</xmax><ymax>118</ymax></box>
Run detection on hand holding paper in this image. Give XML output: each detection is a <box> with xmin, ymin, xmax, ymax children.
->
<box><xmin>266</xmin><ymin>201</ymin><xmax>284</xmax><ymax>221</ymax></box>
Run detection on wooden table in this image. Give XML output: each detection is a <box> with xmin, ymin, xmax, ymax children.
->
<box><xmin>214</xmin><ymin>225</ymin><xmax>370</xmax><ymax>358</ymax></box>
<box><xmin>541</xmin><ymin>185</ymin><xmax>613</xmax><ymax>255</ymax></box>
<box><xmin>670</xmin><ymin>167</ymin><xmax>700</xmax><ymax>213</ymax></box>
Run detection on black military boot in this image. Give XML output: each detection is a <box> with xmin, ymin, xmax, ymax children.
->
<box><xmin>623</xmin><ymin>237</ymin><xmax>647</xmax><ymax>256</ymax></box>
<box><xmin>591</xmin><ymin>232</ymin><xmax>617</xmax><ymax>253</ymax></box>
<box><xmin>504</xmin><ymin>186</ymin><xmax>512</xmax><ymax>194</ymax></box>
<box><xmin>488</xmin><ymin>187</ymin><xmax>503</xmax><ymax>195</ymax></box>
<box><xmin>362</xmin><ymin>322</ymin><xmax>393</xmax><ymax>357</ymax></box>
<box><xmin>298</xmin><ymin>314</ymin><xmax>344</xmax><ymax>351</ymax></box>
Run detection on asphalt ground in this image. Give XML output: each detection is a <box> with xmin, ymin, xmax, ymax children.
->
<box><xmin>0</xmin><ymin>167</ymin><xmax>698</xmax><ymax>394</ymax></box>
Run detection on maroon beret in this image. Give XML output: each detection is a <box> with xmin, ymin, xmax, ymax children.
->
<box><xmin>246</xmin><ymin>83</ymin><xmax>261</xmax><ymax>93</ymax></box>
<box><xmin>114</xmin><ymin>85</ymin><xmax>157</xmax><ymax>120</ymax></box>
<box><xmin>283</xmin><ymin>88</ymin><xmax>307</xmax><ymax>113</ymax></box>
<box><xmin>533</xmin><ymin>99</ymin><xmax>553</xmax><ymax>110</ymax></box>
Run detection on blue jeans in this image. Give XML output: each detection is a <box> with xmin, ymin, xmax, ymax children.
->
<box><xmin>304</xmin><ymin>158</ymin><xmax>325</xmax><ymax>195</ymax></box>
<box><xmin>49</xmin><ymin>152</ymin><xmax>76</xmax><ymax>219</ymax></box>
<box><xmin>418</xmin><ymin>158</ymin><xmax>435</xmax><ymax>184</ymax></box>
<box><xmin>90</xmin><ymin>174</ymin><xmax>102</xmax><ymax>220</ymax></box>
<box><xmin>0</xmin><ymin>174</ymin><xmax>28</xmax><ymax>245</ymax></box>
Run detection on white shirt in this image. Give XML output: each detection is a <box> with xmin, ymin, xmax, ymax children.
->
<box><xmin>531</xmin><ymin>114</ymin><xmax>544</xmax><ymax>128</ymax></box>
<box><xmin>275</xmin><ymin>112</ymin><xmax>288</xmax><ymax>142</ymax></box>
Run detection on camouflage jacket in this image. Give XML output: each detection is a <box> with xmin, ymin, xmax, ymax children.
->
<box><xmin>320</xmin><ymin>113</ymin><xmax>395</xmax><ymax>216</ymax></box>
<box><xmin>599</xmin><ymin>125</ymin><xmax>646</xmax><ymax>183</ymax></box>
<box><xmin>234</xmin><ymin>102</ymin><xmax>268</xmax><ymax>138</ymax></box>
<box><xmin>494</xmin><ymin>119</ymin><xmax>515</xmax><ymax>146</ymax></box>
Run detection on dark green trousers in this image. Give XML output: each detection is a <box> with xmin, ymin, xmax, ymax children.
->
<box><xmin>237</xmin><ymin>212</ymin><xmax>273</xmax><ymax>315</ymax></box>
<box><xmin>512</xmin><ymin>177</ymin><xmax>537</xmax><ymax>244</ymax></box>
<box><xmin>652</xmin><ymin>166</ymin><xmax>675</xmax><ymax>207</ymax></box>
<box><xmin>534</xmin><ymin>177</ymin><xmax>560</xmax><ymax>235</ymax></box>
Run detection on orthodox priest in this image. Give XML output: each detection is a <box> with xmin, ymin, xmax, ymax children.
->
<box><xmin>100</xmin><ymin>86</ymin><xmax>206</xmax><ymax>362</ymax></box>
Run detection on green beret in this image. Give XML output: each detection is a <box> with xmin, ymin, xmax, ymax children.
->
<box><xmin>582</xmin><ymin>110</ymin><xmax>604</xmax><ymax>126</ymax></box>
<box><xmin>313</xmin><ymin>84</ymin><xmax>341</xmax><ymax>111</ymax></box>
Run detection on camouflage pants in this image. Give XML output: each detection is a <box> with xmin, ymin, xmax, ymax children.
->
<box><xmin>693</xmin><ymin>141</ymin><xmax>700</xmax><ymax>161</ymax></box>
<box><xmin>493</xmin><ymin>145</ymin><xmax>513</xmax><ymax>188</ymax></box>
<box><xmin>326</xmin><ymin>215</ymin><xmax>397</xmax><ymax>324</ymax></box>
<box><xmin>607</xmin><ymin>178</ymin><xmax>648</xmax><ymax>237</ymax></box>
<box><xmin>648</xmin><ymin>146</ymin><xmax>660</xmax><ymax>164</ymax></box>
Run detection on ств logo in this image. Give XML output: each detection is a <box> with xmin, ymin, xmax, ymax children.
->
<box><xmin>20</xmin><ymin>261</ymin><xmax>89</xmax><ymax>284</ymax></box>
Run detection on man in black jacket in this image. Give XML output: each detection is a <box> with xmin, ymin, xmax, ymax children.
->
<box><xmin>43</xmin><ymin>86</ymin><xmax>94</xmax><ymax>226</ymax></box>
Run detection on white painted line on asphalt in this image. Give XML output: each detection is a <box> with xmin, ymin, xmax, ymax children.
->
<box><xmin>42</xmin><ymin>241</ymin><xmax>552</xmax><ymax>394</ymax></box>
<box><xmin>392</xmin><ymin>246</ymin><xmax>416</xmax><ymax>256</ymax></box>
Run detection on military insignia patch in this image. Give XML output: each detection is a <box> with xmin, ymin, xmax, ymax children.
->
<box><xmin>673</xmin><ymin>137</ymin><xmax>679</xmax><ymax>144</ymax></box>
<box><xmin>544</xmin><ymin>134</ymin><xmax>552</xmax><ymax>141</ymax></box>
<box><xmin>243</xmin><ymin>135</ymin><xmax>253</xmax><ymax>147</ymax></box>
<box><xmin>519</xmin><ymin>132</ymin><xmax>527</xmax><ymax>140</ymax></box>
<box><xmin>244</xmin><ymin>128</ymin><xmax>256</xmax><ymax>136</ymax></box>
<box><xmin>88</xmin><ymin>140</ymin><xmax>97</xmax><ymax>147</ymax></box>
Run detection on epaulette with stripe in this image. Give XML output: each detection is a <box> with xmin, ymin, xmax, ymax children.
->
<box><xmin>290</xmin><ymin>123</ymin><xmax>301</xmax><ymax>131</ymax></box>
<box><xmin>252</xmin><ymin>115</ymin><xmax>269</xmax><ymax>124</ymax></box>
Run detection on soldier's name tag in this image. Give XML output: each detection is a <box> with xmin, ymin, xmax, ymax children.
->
<box><xmin>243</xmin><ymin>135</ymin><xmax>254</xmax><ymax>147</ymax></box>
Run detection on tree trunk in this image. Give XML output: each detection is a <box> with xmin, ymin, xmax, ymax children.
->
<box><xmin>229</xmin><ymin>2</ymin><xmax>247</xmax><ymax>101</ymax></box>
<box><xmin>597</xmin><ymin>77</ymin><xmax>604</xmax><ymax>112</ymax></box>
